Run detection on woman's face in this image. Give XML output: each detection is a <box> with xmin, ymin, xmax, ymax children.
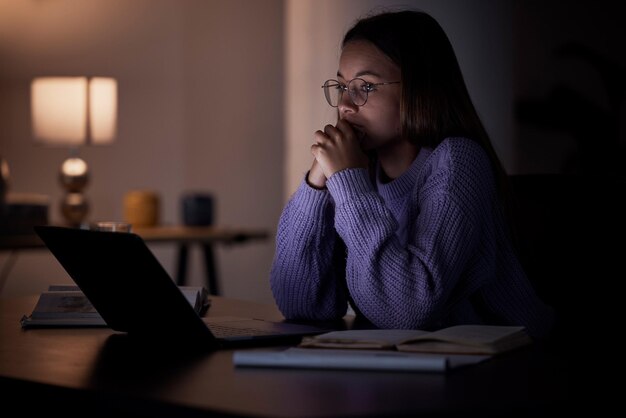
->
<box><xmin>337</xmin><ymin>40</ymin><xmax>402</xmax><ymax>151</ymax></box>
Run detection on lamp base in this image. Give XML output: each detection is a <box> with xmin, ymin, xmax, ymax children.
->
<box><xmin>58</xmin><ymin>155</ymin><xmax>90</xmax><ymax>226</ymax></box>
<box><xmin>60</xmin><ymin>192</ymin><xmax>89</xmax><ymax>226</ymax></box>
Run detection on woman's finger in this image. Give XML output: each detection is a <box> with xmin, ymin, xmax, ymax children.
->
<box><xmin>313</xmin><ymin>129</ymin><xmax>330</xmax><ymax>146</ymax></box>
<box><xmin>323</xmin><ymin>124</ymin><xmax>342</xmax><ymax>141</ymax></box>
<box><xmin>334</xmin><ymin>119</ymin><xmax>357</xmax><ymax>141</ymax></box>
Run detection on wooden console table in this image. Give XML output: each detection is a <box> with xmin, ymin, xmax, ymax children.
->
<box><xmin>0</xmin><ymin>225</ymin><xmax>270</xmax><ymax>296</ymax></box>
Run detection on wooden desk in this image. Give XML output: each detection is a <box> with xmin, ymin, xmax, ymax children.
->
<box><xmin>0</xmin><ymin>295</ymin><xmax>575</xmax><ymax>417</ymax></box>
<box><xmin>0</xmin><ymin>225</ymin><xmax>269</xmax><ymax>296</ymax></box>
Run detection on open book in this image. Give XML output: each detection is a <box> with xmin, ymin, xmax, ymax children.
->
<box><xmin>299</xmin><ymin>325</ymin><xmax>533</xmax><ymax>355</ymax></box>
<box><xmin>20</xmin><ymin>284</ymin><xmax>210</xmax><ymax>328</ymax></box>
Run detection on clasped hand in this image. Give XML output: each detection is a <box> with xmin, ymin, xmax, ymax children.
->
<box><xmin>308</xmin><ymin>119</ymin><xmax>368</xmax><ymax>188</ymax></box>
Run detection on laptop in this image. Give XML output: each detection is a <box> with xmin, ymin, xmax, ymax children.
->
<box><xmin>34</xmin><ymin>225</ymin><xmax>330</xmax><ymax>348</ymax></box>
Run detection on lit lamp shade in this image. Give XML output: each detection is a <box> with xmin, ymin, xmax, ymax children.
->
<box><xmin>30</xmin><ymin>76</ymin><xmax>117</xmax><ymax>225</ymax></box>
<box><xmin>31</xmin><ymin>76</ymin><xmax>117</xmax><ymax>145</ymax></box>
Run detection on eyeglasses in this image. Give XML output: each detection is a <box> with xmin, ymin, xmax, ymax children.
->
<box><xmin>322</xmin><ymin>78</ymin><xmax>400</xmax><ymax>107</ymax></box>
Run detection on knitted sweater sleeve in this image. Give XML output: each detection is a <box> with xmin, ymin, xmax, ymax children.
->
<box><xmin>270</xmin><ymin>177</ymin><xmax>349</xmax><ymax>320</ymax></box>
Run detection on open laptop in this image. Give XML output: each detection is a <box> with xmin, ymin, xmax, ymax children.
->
<box><xmin>34</xmin><ymin>225</ymin><xmax>329</xmax><ymax>348</ymax></box>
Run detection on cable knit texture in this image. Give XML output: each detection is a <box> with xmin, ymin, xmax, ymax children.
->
<box><xmin>270</xmin><ymin>137</ymin><xmax>555</xmax><ymax>338</ymax></box>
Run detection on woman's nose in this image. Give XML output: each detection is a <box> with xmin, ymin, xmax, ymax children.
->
<box><xmin>338</xmin><ymin>91</ymin><xmax>357</xmax><ymax>114</ymax></box>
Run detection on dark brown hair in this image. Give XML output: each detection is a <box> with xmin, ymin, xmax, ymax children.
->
<box><xmin>343</xmin><ymin>10</ymin><xmax>508</xmax><ymax>196</ymax></box>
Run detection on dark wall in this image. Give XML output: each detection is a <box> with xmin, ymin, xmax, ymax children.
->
<box><xmin>511</xmin><ymin>1</ymin><xmax>625</xmax><ymax>340</ymax></box>
<box><xmin>513</xmin><ymin>0</ymin><xmax>625</xmax><ymax>178</ymax></box>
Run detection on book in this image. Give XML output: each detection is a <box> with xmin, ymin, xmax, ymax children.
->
<box><xmin>232</xmin><ymin>325</ymin><xmax>530</xmax><ymax>373</ymax></box>
<box><xmin>233</xmin><ymin>347</ymin><xmax>490</xmax><ymax>373</ymax></box>
<box><xmin>299</xmin><ymin>325</ymin><xmax>533</xmax><ymax>355</ymax></box>
<box><xmin>20</xmin><ymin>284</ymin><xmax>210</xmax><ymax>328</ymax></box>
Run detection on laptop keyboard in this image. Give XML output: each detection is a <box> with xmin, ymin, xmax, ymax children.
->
<box><xmin>207</xmin><ymin>324</ymin><xmax>277</xmax><ymax>338</ymax></box>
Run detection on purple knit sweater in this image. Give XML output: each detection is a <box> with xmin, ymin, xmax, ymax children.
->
<box><xmin>270</xmin><ymin>137</ymin><xmax>554</xmax><ymax>338</ymax></box>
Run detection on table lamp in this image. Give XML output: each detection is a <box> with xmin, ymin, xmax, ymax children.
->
<box><xmin>31</xmin><ymin>76</ymin><xmax>117</xmax><ymax>226</ymax></box>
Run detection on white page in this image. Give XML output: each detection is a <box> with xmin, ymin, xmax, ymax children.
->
<box><xmin>301</xmin><ymin>329</ymin><xmax>430</xmax><ymax>348</ymax></box>
<box><xmin>313</xmin><ymin>329</ymin><xmax>429</xmax><ymax>342</ymax></box>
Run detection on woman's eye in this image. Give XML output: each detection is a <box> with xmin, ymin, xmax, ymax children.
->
<box><xmin>362</xmin><ymin>83</ymin><xmax>375</xmax><ymax>92</ymax></box>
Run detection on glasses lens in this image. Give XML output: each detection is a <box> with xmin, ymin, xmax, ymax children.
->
<box><xmin>348</xmin><ymin>79</ymin><xmax>368</xmax><ymax>106</ymax></box>
<box><xmin>323</xmin><ymin>80</ymin><xmax>342</xmax><ymax>107</ymax></box>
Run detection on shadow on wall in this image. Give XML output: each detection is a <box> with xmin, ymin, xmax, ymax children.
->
<box><xmin>515</xmin><ymin>42</ymin><xmax>625</xmax><ymax>180</ymax></box>
<box><xmin>512</xmin><ymin>42</ymin><xmax>626</xmax><ymax>338</ymax></box>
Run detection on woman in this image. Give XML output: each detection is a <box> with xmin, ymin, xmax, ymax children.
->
<box><xmin>270</xmin><ymin>10</ymin><xmax>554</xmax><ymax>338</ymax></box>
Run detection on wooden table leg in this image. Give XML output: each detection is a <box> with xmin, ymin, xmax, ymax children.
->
<box><xmin>177</xmin><ymin>243</ymin><xmax>219</xmax><ymax>295</ymax></box>
<box><xmin>176</xmin><ymin>244</ymin><xmax>189</xmax><ymax>286</ymax></box>
<box><xmin>202</xmin><ymin>244</ymin><xmax>218</xmax><ymax>295</ymax></box>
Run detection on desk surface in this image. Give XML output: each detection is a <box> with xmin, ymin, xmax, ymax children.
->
<box><xmin>0</xmin><ymin>296</ymin><xmax>572</xmax><ymax>417</ymax></box>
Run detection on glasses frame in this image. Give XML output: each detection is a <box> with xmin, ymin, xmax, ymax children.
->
<box><xmin>322</xmin><ymin>78</ymin><xmax>400</xmax><ymax>107</ymax></box>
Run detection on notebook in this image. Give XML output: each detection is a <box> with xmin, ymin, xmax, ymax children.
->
<box><xmin>33</xmin><ymin>225</ymin><xmax>329</xmax><ymax>348</ymax></box>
